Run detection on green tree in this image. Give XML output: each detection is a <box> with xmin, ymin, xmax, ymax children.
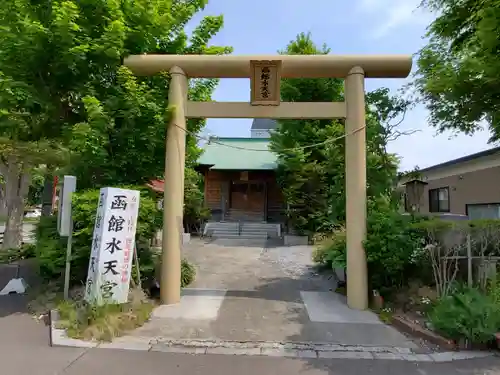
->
<box><xmin>0</xmin><ymin>0</ymin><xmax>230</xmax><ymax>248</ymax></box>
<box><xmin>413</xmin><ymin>0</ymin><xmax>500</xmax><ymax>141</ymax></box>
<box><xmin>271</xmin><ymin>33</ymin><xmax>405</xmax><ymax>235</ymax></box>
<box><xmin>27</xmin><ymin>165</ymin><xmax>45</xmax><ymax>207</ymax></box>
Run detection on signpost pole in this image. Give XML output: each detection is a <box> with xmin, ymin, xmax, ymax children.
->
<box><xmin>133</xmin><ymin>242</ymin><xmax>142</xmax><ymax>289</ymax></box>
<box><xmin>63</xmin><ymin>217</ymin><xmax>73</xmax><ymax>300</ymax></box>
<box><xmin>57</xmin><ymin>175</ymin><xmax>77</xmax><ymax>300</ymax></box>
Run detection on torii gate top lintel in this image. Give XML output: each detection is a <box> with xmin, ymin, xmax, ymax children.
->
<box><xmin>123</xmin><ymin>54</ymin><xmax>412</xmax><ymax>79</ymax></box>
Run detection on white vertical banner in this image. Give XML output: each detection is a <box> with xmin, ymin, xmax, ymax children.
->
<box><xmin>84</xmin><ymin>187</ymin><xmax>140</xmax><ymax>305</ymax></box>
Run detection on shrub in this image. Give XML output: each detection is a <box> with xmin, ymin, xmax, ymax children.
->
<box><xmin>412</xmin><ymin>218</ymin><xmax>500</xmax><ymax>296</ymax></box>
<box><xmin>153</xmin><ymin>258</ymin><xmax>196</xmax><ymax>289</ymax></box>
<box><xmin>183</xmin><ymin>168</ymin><xmax>211</xmax><ymax>234</ymax></box>
<box><xmin>312</xmin><ymin>229</ymin><xmax>346</xmax><ymax>270</ymax></box>
<box><xmin>429</xmin><ymin>285</ymin><xmax>500</xmax><ymax>344</ymax></box>
<box><xmin>312</xmin><ymin>201</ymin><xmax>500</xmax><ymax>301</ymax></box>
<box><xmin>312</xmin><ymin>246</ymin><xmax>330</xmax><ymax>268</ymax></box>
<box><xmin>364</xmin><ymin>203</ymin><xmax>424</xmax><ymax>293</ymax></box>
<box><xmin>35</xmin><ymin>215</ymin><xmax>68</xmax><ymax>280</ymax></box>
<box><xmin>312</xmin><ymin>197</ymin><xmax>426</xmax><ymax>294</ymax></box>
<box><xmin>487</xmin><ymin>278</ymin><xmax>500</xmax><ymax>306</ymax></box>
<box><xmin>35</xmin><ymin>186</ymin><xmax>161</xmax><ymax>285</ymax></box>
<box><xmin>181</xmin><ymin>258</ymin><xmax>196</xmax><ymax>287</ymax></box>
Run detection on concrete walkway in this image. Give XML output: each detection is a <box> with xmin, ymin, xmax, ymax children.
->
<box><xmin>133</xmin><ymin>240</ymin><xmax>416</xmax><ymax>349</ymax></box>
<box><xmin>2</xmin><ymin>311</ymin><xmax>500</xmax><ymax>375</ymax></box>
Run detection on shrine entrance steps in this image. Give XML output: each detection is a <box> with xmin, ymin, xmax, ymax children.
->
<box><xmin>203</xmin><ymin>221</ymin><xmax>281</xmax><ymax>241</ymax></box>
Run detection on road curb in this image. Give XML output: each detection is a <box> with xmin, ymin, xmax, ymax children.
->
<box><xmin>49</xmin><ymin>309</ymin><xmax>496</xmax><ymax>362</ymax></box>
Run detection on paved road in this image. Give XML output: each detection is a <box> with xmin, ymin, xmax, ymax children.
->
<box><xmin>0</xmin><ymin>222</ymin><xmax>37</xmax><ymax>244</ymax></box>
<box><xmin>1</xmin><ymin>299</ymin><xmax>500</xmax><ymax>375</ymax></box>
<box><xmin>59</xmin><ymin>349</ymin><xmax>500</xmax><ymax>375</ymax></box>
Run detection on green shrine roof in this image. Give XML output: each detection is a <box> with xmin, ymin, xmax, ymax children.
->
<box><xmin>198</xmin><ymin>138</ymin><xmax>277</xmax><ymax>170</ymax></box>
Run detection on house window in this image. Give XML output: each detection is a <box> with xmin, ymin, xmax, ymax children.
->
<box><xmin>466</xmin><ymin>204</ymin><xmax>500</xmax><ymax>219</ymax></box>
<box><xmin>251</xmin><ymin>130</ymin><xmax>270</xmax><ymax>138</ymax></box>
<box><xmin>429</xmin><ymin>187</ymin><xmax>450</xmax><ymax>213</ymax></box>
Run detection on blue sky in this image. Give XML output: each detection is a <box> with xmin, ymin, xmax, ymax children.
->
<box><xmin>186</xmin><ymin>0</ymin><xmax>492</xmax><ymax>171</ymax></box>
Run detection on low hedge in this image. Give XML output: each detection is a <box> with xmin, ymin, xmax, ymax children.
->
<box><xmin>313</xmin><ymin>207</ymin><xmax>500</xmax><ymax>296</ymax></box>
<box><xmin>34</xmin><ymin>186</ymin><xmax>161</xmax><ymax>285</ymax></box>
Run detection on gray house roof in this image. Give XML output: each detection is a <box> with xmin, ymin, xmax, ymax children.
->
<box><xmin>419</xmin><ymin>146</ymin><xmax>500</xmax><ymax>173</ymax></box>
<box><xmin>251</xmin><ymin>119</ymin><xmax>278</xmax><ymax>130</ymax></box>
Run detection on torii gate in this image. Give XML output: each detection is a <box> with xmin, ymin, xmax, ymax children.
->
<box><xmin>124</xmin><ymin>54</ymin><xmax>412</xmax><ymax>310</ymax></box>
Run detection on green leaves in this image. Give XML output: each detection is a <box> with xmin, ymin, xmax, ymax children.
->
<box><xmin>187</xmin><ymin>15</ymin><xmax>232</xmax><ymax>55</ymax></box>
<box><xmin>35</xmin><ymin>186</ymin><xmax>162</xmax><ymax>283</ymax></box>
<box><xmin>271</xmin><ymin>33</ymin><xmax>402</xmax><ymax>235</ymax></box>
<box><xmin>429</xmin><ymin>285</ymin><xmax>500</xmax><ymax>343</ymax></box>
<box><xmin>0</xmin><ymin>0</ymin><xmax>231</xmax><ymax>187</ymax></box>
<box><xmin>312</xmin><ymin>198</ymin><xmax>425</xmax><ymax>293</ymax></box>
<box><xmin>414</xmin><ymin>0</ymin><xmax>500</xmax><ymax>141</ymax></box>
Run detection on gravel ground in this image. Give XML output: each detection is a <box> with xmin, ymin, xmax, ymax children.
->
<box><xmin>183</xmin><ymin>240</ymin><xmax>336</xmax><ymax>291</ymax></box>
<box><xmin>260</xmin><ymin>245</ymin><xmax>337</xmax><ymax>291</ymax></box>
<box><xmin>261</xmin><ymin>246</ymin><xmax>317</xmax><ymax>278</ymax></box>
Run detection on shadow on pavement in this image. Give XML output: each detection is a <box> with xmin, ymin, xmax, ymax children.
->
<box><xmin>0</xmin><ymin>259</ymin><xmax>41</xmax><ymax>318</ymax></box>
<box><xmin>180</xmin><ymin>240</ymin><xmax>500</xmax><ymax>374</ymax></box>
<box><xmin>233</xmin><ymin>274</ymin><xmax>500</xmax><ymax>375</ymax></box>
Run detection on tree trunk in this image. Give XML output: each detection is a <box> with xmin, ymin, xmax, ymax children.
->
<box><xmin>41</xmin><ymin>172</ymin><xmax>54</xmax><ymax>217</ymax></box>
<box><xmin>0</xmin><ymin>184</ymin><xmax>7</xmax><ymax>218</ymax></box>
<box><xmin>0</xmin><ymin>159</ymin><xmax>31</xmax><ymax>249</ymax></box>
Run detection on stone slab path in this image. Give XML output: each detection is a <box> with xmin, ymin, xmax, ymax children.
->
<box><xmin>132</xmin><ymin>240</ymin><xmax>417</xmax><ymax>349</ymax></box>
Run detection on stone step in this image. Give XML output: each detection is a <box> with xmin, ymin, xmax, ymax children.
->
<box><xmin>212</xmin><ymin>233</ymin><xmax>268</xmax><ymax>239</ymax></box>
<box><xmin>213</xmin><ymin>229</ymin><xmax>269</xmax><ymax>235</ymax></box>
<box><xmin>241</xmin><ymin>223</ymin><xmax>278</xmax><ymax>227</ymax></box>
<box><xmin>204</xmin><ymin>221</ymin><xmax>281</xmax><ymax>239</ymax></box>
<box><xmin>241</xmin><ymin>226</ymin><xmax>279</xmax><ymax>231</ymax></box>
<box><xmin>211</xmin><ymin>228</ymin><xmax>239</xmax><ymax>232</ymax></box>
<box><xmin>208</xmin><ymin>226</ymin><xmax>239</xmax><ymax>231</ymax></box>
<box><xmin>204</xmin><ymin>223</ymin><xmax>238</xmax><ymax>230</ymax></box>
<box><xmin>210</xmin><ymin>238</ymin><xmax>269</xmax><ymax>247</ymax></box>
<box><xmin>240</xmin><ymin>230</ymin><xmax>278</xmax><ymax>236</ymax></box>
<box><xmin>226</xmin><ymin>218</ymin><xmax>263</xmax><ymax>223</ymax></box>
<box><xmin>209</xmin><ymin>230</ymin><xmax>240</xmax><ymax>237</ymax></box>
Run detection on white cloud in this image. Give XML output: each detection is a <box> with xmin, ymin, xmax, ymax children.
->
<box><xmin>353</xmin><ymin>0</ymin><xmax>491</xmax><ymax>170</ymax></box>
<box><xmin>357</xmin><ymin>0</ymin><xmax>432</xmax><ymax>39</ymax></box>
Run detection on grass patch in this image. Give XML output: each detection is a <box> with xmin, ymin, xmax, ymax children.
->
<box><xmin>26</xmin><ymin>258</ymin><xmax>197</xmax><ymax>319</ymax></box>
<box><xmin>56</xmin><ymin>288</ymin><xmax>154</xmax><ymax>342</ymax></box>
<box><xmin>377</xmin><ymin>308</ymin><xmax>394</xmax><ymax>324</ymax></box>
